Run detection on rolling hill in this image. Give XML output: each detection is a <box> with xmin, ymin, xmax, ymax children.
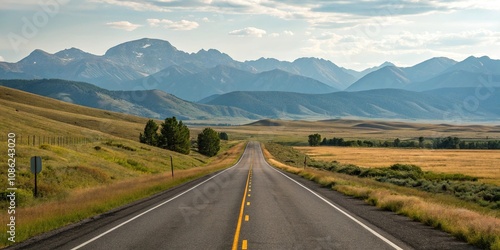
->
<box><xmin>205</xmin><ymin>88</ymin><xmax>500</xmax><ymax>121</ymax></box>
<box><xmin>0</xmin><ymin>84</ymin><xmax>246</xmax><ymax>247</ymax></box>
<box><xmin>0</xmin><ymin>79</ymin><xmax>261</xmax><ymax>122</ymax></box>
<box><xmin>3</xmin><ymin>78</ymin><xmax>500</xmax><ymax>122</ymax></box>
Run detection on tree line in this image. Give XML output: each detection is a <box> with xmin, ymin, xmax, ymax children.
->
<box><xmin>308</xmin><ymin>134</ymin><xmax>500</xmax><ymax>149</ymax></box>
<box><xmin>140</xmin><ymin>117</ymin><xmax>228</xmax><ymax>157</ymax></box>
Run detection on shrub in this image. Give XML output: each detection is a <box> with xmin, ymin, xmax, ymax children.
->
<box><xmin>337</xmin><ymin>165</ymin><xmax>361</xmax><ymax>176</ymax></box>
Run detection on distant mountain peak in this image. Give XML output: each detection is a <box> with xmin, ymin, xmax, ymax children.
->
<box><xmin>55</xmin><ymin>47</ymin><xmax>93</xmax><ymax>61</ymax></box>
<box><xmin>380</xmin><ymin>61</ymin><xmax>395</xmax><ymax>67</ymax></box>
<box><xmin>293</xmin><ymin>57</ymin><xmax>330</xmax><ymax>64</ymax></box>
<box><xmin>196</xmin><ymin>48</ymin><xmax>223</xmax><ymax>54</ymax></box>
<box><xmin>347</xmin><ymin>65</ymin><xmax>410</xmax><ymax>91</ymax></box>
<box><xmin>19</xmin><ymin>49</ymin><xmax>57</xmax><ymax>64</ymax></box>
<box><xmin>104</xmin><ymin>37</ymin><xmax>178</xmax><ymax>57</ymax></box>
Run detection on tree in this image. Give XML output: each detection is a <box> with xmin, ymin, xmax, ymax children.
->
<box><xmin>198</xmin><ymin>128</ymin><xmax>220</xmax><ymax>157</ymax></box>
<box><xmin>219</xmin><ymin>132</ymin><xmax>229</xmax><ymax>141</ymax></box>
<box><xmin>308</xmin><ymin>134</ymin><xmax>321</xmax><ymax>146</ymax></box>
<box><xmin>139</xmin><ymin>119</ymin><xmax>159</xmax><ymax>146</ymax></box>
<box><xmin>158</xmin><ymin>117</ymin><xmax>191</xmax><ymax>154</ymax></box>
<box><xmin>394</xmin><ymin>138</ymin><xmax>401</xmax><ymax>147</ymax></box>
<box><xmin>418</xmin><ymin>137</ymin><xmax>425</xmax><ymax>148</ymax></box>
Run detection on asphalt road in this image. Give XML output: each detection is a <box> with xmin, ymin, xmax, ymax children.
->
<box><xmin>11</xmin><ymin>142</ymin><xmax>475</xmax><ymax>250</ymax></box>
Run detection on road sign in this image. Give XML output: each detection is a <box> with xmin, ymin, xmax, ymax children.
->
<box><xmin>30</xmin><ymin>156</ymin><xmax>42</xmax><ymax>198</ymax></box>
<box><xmin>30</xmin><ymin>156</ymin><xmax>42</xmax><ymax>174</ymax></box>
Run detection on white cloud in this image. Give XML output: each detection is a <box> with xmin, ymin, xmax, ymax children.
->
<box><xmin>300</xmin><ymin>28</ymin><xmax>500</xmax><ymax>69</ymax></box>
<box><xmin>269</xmin><ymin>30</ymin><xmax>294</xmax><ymax>38</ymax></box>
<box><xmin>229</xmin><ymin>27</ymin><xmax>267</xmax><ymax>37</ymax></box>
<box><xmin>106</xmin><ymin>21</ymin><xmax>141</xmax><ymax>31</ymax></box>
<box><xmin>147</xmin><ymin>18</ymin><xmax>199</xmax><ymax>30</ymax></box>
<box><xmin>0</xmin><ymin>55</ymin><xmax>4</xmax><ymax>61</ymax></box>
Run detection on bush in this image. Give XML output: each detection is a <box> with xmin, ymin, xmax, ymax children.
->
<box><xmin>389</xmin><ymin>164</ymin><xmax>423</xmax><ymax>173</ymax></box>
<box><xmin>337</xmin><ymin>165</ymin><xmax>361</xmax><ymax>176</ymax></box>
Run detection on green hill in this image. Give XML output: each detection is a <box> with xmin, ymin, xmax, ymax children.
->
<box><xmin>0</xmin><ymin>79</ymin><xmax>261</xmax><ymax>123</ymax></box>
<box><xmin>0</xmin><ymin>86</ymin><xmax>243</xmax><ymax>247</ymax></box>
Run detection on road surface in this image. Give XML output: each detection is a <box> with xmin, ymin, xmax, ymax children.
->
<box><xmin>11</xmin><ymin>142</ymin><xmax>475</xmax><ymax>249</ymax></box>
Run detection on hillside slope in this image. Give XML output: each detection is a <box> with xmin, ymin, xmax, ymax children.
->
<box><xmin>0</xmin><ymin>79</ymin><xmax>261</xmax><ymax>122</ymax></box>
<box><xmin>206</xmin><ymin>88</ymin><xmax>500</xmax><ymax>121</ymax></box>
<box><xmin>0</xmin><ymin>86</ymin><xmax>244</xmax><ymax>247</ymax></box>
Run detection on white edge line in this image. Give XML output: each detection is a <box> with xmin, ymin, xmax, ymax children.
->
<box><xmin>258</xmin><ymin>146</ymin><xmax>404</xmax><ymax>250</ymax></box>
<box><xmin>71</xmin><ymin>143</ymin><xmax>249</xmax><ymax>250</ymax></box>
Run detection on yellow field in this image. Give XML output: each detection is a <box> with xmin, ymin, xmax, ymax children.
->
<box><xmin>295</xmin><ymin>146</ymin><xmax>500</xmax><ymax>185</ymax></box>
<box><xmin>224</xmin><ymin>119</ymin><xmax>500</xmax><ymax>143</ymax></box>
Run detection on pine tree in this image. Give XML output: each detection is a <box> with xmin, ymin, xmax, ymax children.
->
<box><xmin>198</xmin><ymin>128</ymin><xmax>221</xmax><ymax>157</ymax></box>
<box><xmin>139</xmin><ymin>119</ymin><xmax>159</xmax><ymax>146</ymax></box>
<box><xmin>158</xmin><ymin>117</ymin><xmax>191</xmax><ymax>154</ymax></box>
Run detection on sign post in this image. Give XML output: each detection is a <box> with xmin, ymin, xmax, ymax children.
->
<box><xmin>30</xmin><ymin>156</ymin><xmax>42</xmax><ymax>197</ymax></box>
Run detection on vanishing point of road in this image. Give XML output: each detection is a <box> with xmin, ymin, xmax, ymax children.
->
<box><xmin>11</xmin><ymin>142</ymin><xmax>475</xmax><ymax>250</ymax></box>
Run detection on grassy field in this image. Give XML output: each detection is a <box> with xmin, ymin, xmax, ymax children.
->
<box><xmin>262</xmin><ymin>143</ymin><xmax>500</xmax><ymax>249</ymax></box>
<box><xmin>0</xmin><ymin>87</ymin><xmax>245</xmax><ymax>247</ymax></box>
<box><xmin>222</xmin><ymin>119</ymin><xmax>500</xmax><ymax>145</ymax></box>
<box><xmin>295</xmin><ymin>147</ymin><xmax>500</xmax><ymax>185</ymax></box>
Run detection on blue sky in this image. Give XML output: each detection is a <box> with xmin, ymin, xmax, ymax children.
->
<box><xmin>0</xmin><ymin>0</ymin><xmax>499</xmax><ymax>70</ymax></box>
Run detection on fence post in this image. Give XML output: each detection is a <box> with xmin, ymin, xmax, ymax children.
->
<box><xmin>171</xmin><ymin>156</ymin><xmax>174</xmax><ymax>178</ymax></box>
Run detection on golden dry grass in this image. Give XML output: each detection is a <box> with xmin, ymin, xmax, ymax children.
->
<box><xmin>262</xmin><ymin>144</ymin><xmax>500</xmax><ymax>249</ymax></box>
<box><xmin>0</xmin><ymin>87</ymin><xmax>247</xmax><ymax>247</ymax></box>
<box><xmin>1</xmin><ymin>142</ymin><xmax>245</xmax><ymax>247</ymax></box>
<box><xmin>295</xmin><ymin>146</ymin><xmax>500</xmax><ymax>185</ymax></box>
<box><xmin>223</xmin><ymin>119</ymin><xmax>500</xmax><ymax>144</ymax></box>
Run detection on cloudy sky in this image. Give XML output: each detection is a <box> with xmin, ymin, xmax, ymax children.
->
<box><xmin>0</xmin><ymin>0</ymin><xmax>499</xmax><ymax>70</ymax></box>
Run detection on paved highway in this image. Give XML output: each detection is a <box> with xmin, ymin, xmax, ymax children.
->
<box><xmin>12</xmin><ymin>142</ymin><xmax>475</xmax><ymax>250</ymax></box>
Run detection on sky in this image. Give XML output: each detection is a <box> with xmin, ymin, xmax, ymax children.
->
<box><xmin>0</xmin><ymin>0</ymin><xmax>499</xmax><ymax>71</ymax></box>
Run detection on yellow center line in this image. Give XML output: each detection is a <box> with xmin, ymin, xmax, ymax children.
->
<box><xmin>242</xmin><ymin>240</ymin><xmax>248</xmax><ymax>250</ymax></box>
<box><xmin>232</xmin><ymin>164</ymin><xmax>252</xmax><ymax>250</ymax></box>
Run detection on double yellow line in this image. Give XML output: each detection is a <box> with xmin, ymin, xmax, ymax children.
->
<box><xmin>232</xmin><ymin>164</ymin><xmax>252</xmax><ymax>250</ymax></box>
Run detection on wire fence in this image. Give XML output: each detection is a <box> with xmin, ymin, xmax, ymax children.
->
<box><xmin>1</xmin><ymin>135</ymin><xmax>101</xmax><ymax>147</ymax></box>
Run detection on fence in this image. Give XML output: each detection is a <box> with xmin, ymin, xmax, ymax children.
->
<box><xmin>1</xmin><ymin>135</ymin><xmax>101</xmax><ymax>147</ymax></box>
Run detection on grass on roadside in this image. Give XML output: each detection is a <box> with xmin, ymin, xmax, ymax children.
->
<box><xmin>1</xmin><ymin>142</ymin><xmax>245</xmax><ymax>248</ymax></box>
<box><xmin>262</xmin><ymin>142</ymin><xmax>500</xmax><ymax>250</ymax></box>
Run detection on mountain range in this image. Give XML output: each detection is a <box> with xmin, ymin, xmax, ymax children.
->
<box><xmin>1</xmin><ymin>38</ymin><xmax>500</xmax><ymax>122</ymax></box>
<box><xmin>2</xmin><ymin>79</ymin><xmax>499</xmax><ymax>122</ymax></box>
<box><xmin>3</xmin><ymin>38</ymin><xmax>499</xmax><ymax>102</ymax></box>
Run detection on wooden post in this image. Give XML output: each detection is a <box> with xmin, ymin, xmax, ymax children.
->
<box><xmin>171</xmin><ymin>156</ymin><xmax>174</xmax><ymax>178</ymax></box>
